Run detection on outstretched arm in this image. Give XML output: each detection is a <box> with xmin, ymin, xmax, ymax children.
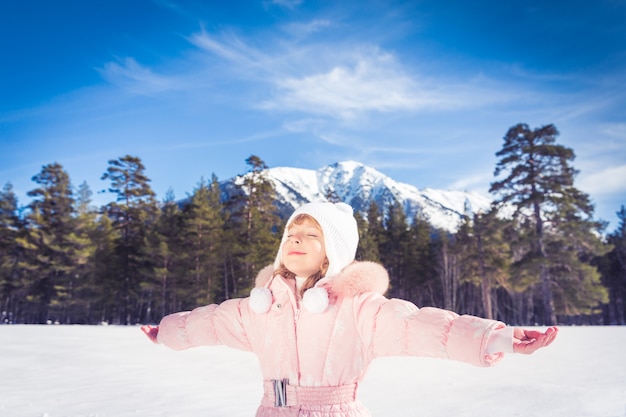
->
<box><xmin>513</xmin><ymin>326</ymin><xmax>558</xmax><ymax>354</ymax></box>
<box><xmin>139</xmin><ymin>299</ymin><xmax>254</xmax><ymax>351</ymax></box>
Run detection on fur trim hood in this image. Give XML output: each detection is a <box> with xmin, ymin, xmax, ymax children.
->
<box><xmin>254</xmin><ymin>261</ymin><xmax>389</xmax><ymax>298</ymax></box>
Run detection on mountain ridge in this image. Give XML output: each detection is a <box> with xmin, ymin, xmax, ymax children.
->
<box><xmin>226</xmin><ymin>160</ymin><xmax>492</xmax><ymax>232</ymax></box>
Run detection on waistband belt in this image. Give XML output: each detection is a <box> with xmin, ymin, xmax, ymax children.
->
<box><xmin>262</xmin><ymin>380</ymin><xmax>358</xmax><ymax>407</ymax></box>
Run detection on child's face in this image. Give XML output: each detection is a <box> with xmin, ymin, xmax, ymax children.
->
<box><xmin>281</xmin><ymin>218</ymin><xmax>326</xmax><ymax>278</ymax></box>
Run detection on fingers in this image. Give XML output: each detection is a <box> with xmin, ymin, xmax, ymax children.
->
<box><xmin>141</xmin><ymin>325</ymin><xmax>159</xmax><ymax>344</ymax></box>
<box><xmin>532</xmin><ymin>326</ymin><xmax>558</xmax><ymax>347</ymax></box>
<box><xmin>542</xmin><ymin>326</ymin><xmax>559</xmax><ymax>347</ymax></box>
<box><xmin>516</xmin><ymin>328</ymin><xmax>537</xmax><ymax>342</ymax></box>
<box><xmin>513</xmin><ymin>326</ymin><xmax>558</xmax><ymax>354</ymax></box>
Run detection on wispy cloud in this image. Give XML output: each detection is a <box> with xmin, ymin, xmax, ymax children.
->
<box><xmin>601</xmin><ymin>122</ymin><xmax>626</xmax><ymax>141</ymax></box>
<box><xmin>282</xmin><ymin>118</ymin><xmax>328</xmax><ymax>133</ymax></box>
<box><xmin>448</xmin><ymin>172</ymin><xmax>494</xmax><ymax>192</ymax></box>
<box><xmin>266</xmin><ymin>0</ymin><xmax>303</xmax><ymax>9</ymax></box>
<box><xmin>57</xmin><ymin>23</ymin><xmax>619</xmax><ymax>171</ymax></box>
<box><xmin>188</xmin><ymin>29</ymin><xmax>287</xmax><ymax>75</ymax></box>
<box><xmin>578</xmin><ymin>164</ymin><xmax>626</xmax><ymax>196</ymax></box>
<box><xmin>98</xmin><ymin>57</ymin><xmax>184</xmax><ymax>95</ymax></box>
<box><xmin>184</xmin><ymin>29</ymin><xmax>535</xmax><ymax>122</ymax></box>
<box><xmin>188</xmin><ymin>31</ymin><xmax>255</xmax><ymax>66</ymax></box>
<box><xmin>281</xmin><ymin>19</ymin><xmax>332</xmax><ymax>37</ymax></box>
<box><xmin>267</xmin><ymin>51</ymin><xmax>539</xmax><ymax>120</ymax></box>
<box><xmin>260</xmin><ymin>53</ymin><xmax>422</xmax><ymax>119</ymax></box>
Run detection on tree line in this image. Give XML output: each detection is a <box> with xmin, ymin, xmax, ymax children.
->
<box><xmin>1</xmin><ymin>124</ymin><xmax>625</xmax><ymax>326</ymax></box>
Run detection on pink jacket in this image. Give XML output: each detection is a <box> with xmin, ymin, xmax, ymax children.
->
<box><xmin>157</xmin><ymin>261</ymin><xmax>507</xmax><ymax>417</ymax></box>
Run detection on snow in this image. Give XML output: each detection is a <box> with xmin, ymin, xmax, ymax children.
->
<box><xmin>1</xmin><ymin>325</ymin><xmax>625</xmax><ymax>417</ymax></box>
<box><xmin>263</xmin><ymin>161</ymin><xmax>493</xmax><ymax>232</ymax></box>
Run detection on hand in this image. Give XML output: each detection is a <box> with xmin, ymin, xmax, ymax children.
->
<box><xmin>141</xmin><ymin>325</ymin><xmax>159</xmax><ymax>344</ymax></box>
<box><xmin>513</xmin><ymin>326</ymin><xmax>558</xmax><ymax>354</ymax></box>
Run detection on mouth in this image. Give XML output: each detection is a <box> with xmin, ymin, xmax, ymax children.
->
<box><xmin>287</xmin><ymin>251</ymin><xmax>306</xmax><ymax>255</ymax></box>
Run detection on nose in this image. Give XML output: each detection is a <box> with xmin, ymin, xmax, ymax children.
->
<box><xmin>288</xmin><ymin>234</ymin><xmax>301</xmax><ymax>244</ymax></box>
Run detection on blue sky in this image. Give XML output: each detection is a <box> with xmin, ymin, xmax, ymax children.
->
<box><xmin>1</xmin><ymin>0</ymin><xmax>625</xmax><ymax>230</ymax></box>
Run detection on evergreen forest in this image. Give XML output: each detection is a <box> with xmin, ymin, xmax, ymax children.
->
<box><xmin>1</xmin><ymin>124</ymin><xmax>625</xmax><ymax>326</ymax></box>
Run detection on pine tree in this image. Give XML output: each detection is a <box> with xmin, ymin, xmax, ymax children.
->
<box><xmin>226</xmin><ymin>156</ymin><xmax>280</xmax><ymax>297</ymax></box>
<box><xmin>180</xmin><ymin>176</ymin><xmax>225</xmax><ymax>307</ymax></box>
<box><xmin>22</xmin><ymin>163</ymin><xmax>81</xmax><ymax>323</ymax></box>
<box><xmin>490</xmin><ymin>123</ymin><xmax>608</xmax><ymax>324</ymax></box>
<box><xmin>65</xmin><ymin>181</ymin><xmax>98</xmax><ymax>323</ymax></box>
<box><xmin>546</xmin><ymin>190</ymin><xmax>609</xmax><ymax>320</ymax></box>
<box><xmin>596</xmin><ymin>206</ymin><xmax>626</xmax><ymax>324</ymax></box>
<box><xmin>143</xmin><ymin>188</ymin><xmax>181</xmax><ymax>321</ymax></box>
<box><xmin>380</xmin><ymin>201</ymin><xmax>410</xmax><ymax>299</ymax></box>
<box><xmin>101</xmin><ymin>155</ymin><xmax>158</xmax><ymax>324</ymax></box>
<box><xmin>406</xmin><ymin>214</ymin><xmax>438</xmax><ymax>307</ymax></box>
<box><xmin>455</xmin><ymin>209</ymin><xmax>512</xmax><ymax>319</ymax></box>
<box><xmin>354</xmin><ymin>210</ymin><xmax>379</xmax><ymax>263</ymax></box>
<box><xmin>363</xmin><ymin>201</ymin><xmax>385</xmax><ymax>262</ymax></box>
<box><xmin>91</xmin><ymin>209</ymin><xmax>116</xmax><ymax>323</ymax></box>
<box><xmin>434</xmin><ymin>230</ymin><xmax>459</xmax><ymax>311</ymax></box>
<box><xmin>0</xmin><ymin>183</ymin><xmax>25</xmax><ymax>323</ymax></box>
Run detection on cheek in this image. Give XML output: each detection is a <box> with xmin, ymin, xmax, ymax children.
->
<box><xmin>312</xmin><ymin>242</ymin><xmax>326</xmax><ymax>259</ymax></box>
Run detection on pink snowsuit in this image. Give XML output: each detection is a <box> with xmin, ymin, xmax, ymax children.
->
<box><xmin>157</xmin><ymin>261</ymin><xmax>507</xmax><ymax>417</ymax></box>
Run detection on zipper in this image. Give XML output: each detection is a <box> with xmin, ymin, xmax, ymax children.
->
<box><xmin>279</xmin><ymin>275</ymin><xmax>302</xmax><ymax>386</ymax></box>
<box><xmin>293</xmin><ymin>295</ymin><xmax>301</xmax><ymax>387</ymax></box>
<box><xmin>289</xmin><ymin>277</ymin><xmax>302</xmax><ymax>324</ymax></box>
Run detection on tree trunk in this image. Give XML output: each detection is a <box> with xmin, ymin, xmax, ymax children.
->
<box><xmin>476</xmin><ymin>234</ymin><xmax>493</xmax><ymax>319</ymax></box>
<box><xmin>439</xmin><ymin>243</ymin><xmax>458</xmax><ymax>311</ymax></box>
<box><xmin>539</xmin><ymin>264</ymin><xmax>556</xmax><ymax>324</ymax></box>
<box><xmin>534</xmin><ymin>199</ymin><xmax>556</xmax><ymax>325</ymax></box>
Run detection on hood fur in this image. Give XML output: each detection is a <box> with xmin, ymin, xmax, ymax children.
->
<box><xmin>254</xmin><ymin>261</ymin><xmax>389</xmax><ymax>297</ymax></box>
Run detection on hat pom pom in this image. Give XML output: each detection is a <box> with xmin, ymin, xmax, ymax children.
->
<box><xmin>335</xmin><ymin>202</ymin><xmax>354</xmax><ymax>215</ymax></box>
<box><xmin>249</xmin><ymin>287</ymin><xmax>272</xmax><ymax>314</ymax></box>
<box><xmin>302</xmin><ymin>287</ymin><xmax>329</xmax><ymax>314</ymax></box>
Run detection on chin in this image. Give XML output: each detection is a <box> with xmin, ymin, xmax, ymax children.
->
<box><xmin>287</xmin><ymin>267</ymin><xmax>316</xmax><ymax>278</ymax></box>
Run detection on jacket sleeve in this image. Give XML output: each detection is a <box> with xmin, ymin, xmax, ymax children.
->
<box><xmin>156</xmin><ymin>298</ymin><xmax>253</xmax><ymax>352</ymax></box>
<box><xmin>355</xmin><ymin>294</ymin><xmax>507</xmax><ymax>367</ymax></box>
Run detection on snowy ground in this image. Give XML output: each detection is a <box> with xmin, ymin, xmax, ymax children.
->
<box><xmin>0</xmin><ymin>325</ymin><xmax>624</xmax><ymax>417</ymax></box>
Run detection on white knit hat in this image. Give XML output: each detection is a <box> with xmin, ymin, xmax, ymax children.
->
<box><xmin>274</xmin><ymin>202</ymin><xmax>359</xmax><ymax>278</ymax></box>
<box><xmin>249</xmin><ymin>202</ymin><xmax>359</xmax><ymax>315</ymax></box>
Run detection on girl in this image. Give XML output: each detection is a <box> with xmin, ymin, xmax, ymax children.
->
<box><xmin>142</xmin><ymin>202</ymin><xmax>558</xmax><ymax>417</ymax></box>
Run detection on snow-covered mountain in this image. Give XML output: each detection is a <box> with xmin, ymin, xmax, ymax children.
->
<box><xmin>227</xmin><ymin>160</ymin><xmax>492</xmax><ymax>232</ymax></box>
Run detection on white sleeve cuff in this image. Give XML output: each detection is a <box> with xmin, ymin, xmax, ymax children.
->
<box><xmin>486</xmin><ymin>326</ymin><xmax>515</xmax><ymax>355</ymax></box>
